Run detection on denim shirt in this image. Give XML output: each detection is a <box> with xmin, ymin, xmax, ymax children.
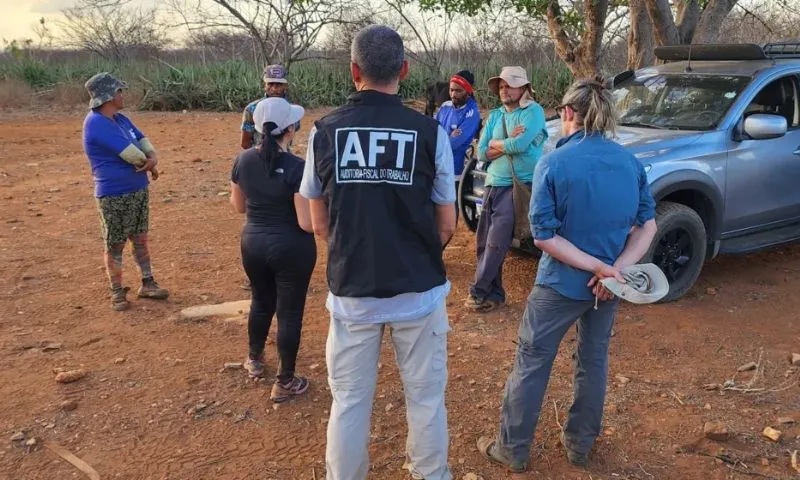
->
<box><xmin>530</xmin><ymin>130</ymin><xmax>656</xmax><ymax>300</ymax></box>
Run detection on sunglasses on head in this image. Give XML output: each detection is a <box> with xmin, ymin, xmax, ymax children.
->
<box><xmin>556</xmin><ymin>103</ymin><xmax>572</xmax><ymax>114</ymax></box>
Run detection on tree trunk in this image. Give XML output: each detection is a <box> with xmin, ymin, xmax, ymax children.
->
<box><xmin>546</xmin><ymin>0</ymin><xmax>608</xmax><ymax>79</ymax></box>
<box><xmin>646</xmin><ymin>0</ymin><xmax>682</xmax><ymax>45</ymax></box>
<box><xmin>627</xmin><ymin>0</ymin><xmax>655</xmax><ymax>70</ymax></box>
<box><xmin>692</xmin><ymin>0</ymin><xmax>738</xmax><ymax>44</ymax></box>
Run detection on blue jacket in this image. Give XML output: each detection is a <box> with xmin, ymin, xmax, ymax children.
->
<box><xmin>435</xmin><ymin>96</ymin><xmax>481</xmax><ymax>177</ymax></box>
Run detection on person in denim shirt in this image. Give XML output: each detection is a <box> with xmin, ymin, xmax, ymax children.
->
<box><xmin>465</xmin><ymin>66</ymin><xmax>548</xmax><ymax>313</ymax></box>
<box><xmin>477</xmin><ymin>77</ymin><xmax>657</xmax><ymax>472</ymax></box>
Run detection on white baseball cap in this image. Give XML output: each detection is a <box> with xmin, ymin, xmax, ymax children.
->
<box><xmin>253</xmin><ymin>97</ymin><xmax>304</xmax><ymax>135</ymax></box>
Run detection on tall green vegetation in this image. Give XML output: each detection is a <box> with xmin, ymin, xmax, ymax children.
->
<box><xmin>0</xmin><ymin>56</ymin><xmax>572</xmax><ymax>111</ymax></box>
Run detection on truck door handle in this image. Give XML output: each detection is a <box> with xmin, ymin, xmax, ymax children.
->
<box><xmin>795</xmin><ymin>147</ymin><xmax>800</xmax><ymax>156</ymax></box>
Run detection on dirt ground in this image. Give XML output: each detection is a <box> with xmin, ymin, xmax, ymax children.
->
<box><xmin>1</xmin><ymin>108</ymin><xmax>799</xmax><ymax>480</ymax></box>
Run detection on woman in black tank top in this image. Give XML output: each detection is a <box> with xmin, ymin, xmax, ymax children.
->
<box><xmin>230</xmin><ymin>97</ymin><xmax>316</xmax><ymax>403</ymax></box>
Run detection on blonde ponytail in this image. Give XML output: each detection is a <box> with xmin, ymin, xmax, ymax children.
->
<box><xmin>561</xmin><ymin>75</ymin><xmax>618</xmax><ymax>138</ymax></box>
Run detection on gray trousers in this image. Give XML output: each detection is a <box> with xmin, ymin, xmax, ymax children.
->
<box><xmin>497</xmin><ymin>286</ymin><xmax>618</xmax><ymax>463</ymax></box>
<box><xmin>469</xmin><ymin>186</ymin><xmax>514</xmax><ymax>303</ymax></box>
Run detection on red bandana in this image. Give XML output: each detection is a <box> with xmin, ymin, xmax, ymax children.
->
<box><xmin>450</xmin><ymin>75</ymin><xmax>473</xmax><ymax>95</ymax></box>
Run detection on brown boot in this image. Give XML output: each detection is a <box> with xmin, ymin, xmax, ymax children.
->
<box><xmin>111</xmin><ymin>287</ymin><xmax>130</xmax><ymax>311</ymax></box>
<box><xmin>137</xmin><ymin>277</ymin><xmax>169</xmax><ymax>299</ymax></box>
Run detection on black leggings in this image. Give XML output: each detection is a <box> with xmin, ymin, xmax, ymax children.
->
<box><xmin>241</xmin><ymin>230</ymin><xmax>316</xmax><ymax>383</ymax></box>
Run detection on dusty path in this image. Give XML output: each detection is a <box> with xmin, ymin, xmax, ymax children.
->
<box><xmin>1</xmin><ymin>109</ymin><xmax>799</xmax><ymax>479</ymax></box>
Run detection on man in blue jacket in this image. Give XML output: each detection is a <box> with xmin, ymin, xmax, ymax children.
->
<box><xmin>435</xmin><ymin>70</ymin><xmax>481</xmax><ymax>193</ymax></box>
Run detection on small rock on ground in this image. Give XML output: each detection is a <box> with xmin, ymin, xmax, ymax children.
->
<box><xmin>223</xmin><ymin>362</ymin><xmax>243</xmax><ymax>370</ymax></box>
<box><xmin>309</xmin><ymin>363</ymin><xmax>320</xmax><ymax>371</ymax></box>
<box><xmin>25</xmin><ymin>438</ymin><xmax>37</xmax><ymax>447</ymax></box>
<box><xmin>114</xmin><ymin>357</ymin><xmax>126</xmax><ymax>364</ymax></box>
<box><xmin>762</xmin><ymin>426</ymin><xmax>782</xmax><ymax>442</ymax></box>
<box><xmin>790</xmin><ymin>353</ymin><xmax>800</xmax><ymax>365</ymax></box>
<box><xmin>704</xmin><ymin>421</ymin><xmax>730</xmax><ymax>441</ymax></box>
<box><xmin>60</xmin><ymin>400</ymin><xmax>78</xmax><ymax>412</ymax></box>
<box><xmin>706</xmin><ymin>287</ymin><xmax>718</xmax><ymax>296</ymax></box>
<box><xmin>385</xmin><ymin>403</ymin><xmax>395</xmax><ymax>412</ymax></box>
<box><xmin>777</xmin><ymin>416</ymin><xmax>796</xmax><ymax>425</ymax></box>
<box><xmin>55</xmin><ymin>369</ymin><xmax>86</xmax><ymax>384</ymax></box>
<box><xmin>9</xmin><ymin>432</ymin><xmax>24</xmax><ymax>442</ymax></box>
<box><xmin>737</xmin><ymin>361</ymin><xmax>757</xmax><ymax>372</ymax></box>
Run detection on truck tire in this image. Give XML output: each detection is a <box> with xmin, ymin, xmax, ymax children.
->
<box><xmin>642</xmin><ymin>201</ymin><xmax>707</xmax><ymax>302</ymax></box>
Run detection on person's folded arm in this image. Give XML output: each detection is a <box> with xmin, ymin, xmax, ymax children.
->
<box><xmin>501</xmin><ymin>103</ymin><xmax>546</xmax><ymax>155</ymax></box>
<box><xmin>449</xmin><ymin>105</ymin><xmax>481</xmax><ymax>154</ymax></box>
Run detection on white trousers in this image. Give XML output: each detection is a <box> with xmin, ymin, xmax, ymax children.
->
<box><xmin>325</xmin><ymin>299</ymin><xmax>452</xmax><ymax>480</ymax></box>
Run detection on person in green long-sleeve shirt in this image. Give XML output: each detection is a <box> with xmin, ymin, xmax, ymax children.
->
<box><xmin>466</xmin><ymin>66</ymin><xmax>548</xmax><ymax>312</ymax></box>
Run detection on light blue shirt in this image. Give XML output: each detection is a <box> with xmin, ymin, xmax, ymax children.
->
<box><xmin>300</xmin><ymin>125</ymin><xmax>455</xmax><ymax>323</ymax></box>
<box><xmin>478</xmin><ymin>102</ymin><xmax>548</xmax><ymax>187</ymax></box>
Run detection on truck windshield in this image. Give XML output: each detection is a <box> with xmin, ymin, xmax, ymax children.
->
<box><xmin>614</xmin><ymin>74</ymin><xmax>751</xmax><ymax>131</ymax></box>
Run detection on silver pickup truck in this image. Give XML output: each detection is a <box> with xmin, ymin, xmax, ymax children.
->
<box><xmin>458</xmin><ymin>42</ymin><xmax>800</xmax><ymax>302</ymax></box>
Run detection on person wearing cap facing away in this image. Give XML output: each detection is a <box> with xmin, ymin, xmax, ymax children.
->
<box><xmin>466</xmin><ymin>66</ymin><xmax>548</xmax><ymax>313</ymax></box>
<box><xmin>240</xmin><ymin>64</ymin><xmax>290</xmax><ymax>150</ymax></box>
<box><xmin>229</xmin><ymin>97</ymin><xmax>316</xmax><ymax>402</ymax></box>
<box><xmin>300</xmin><ymin>25</ymin><xmax>455</xmax><ymax>480</ymax></box>
<box><xmin>81</xmin><ymin>72</ymin><xmax>169</xmax><ymax>312</ymax></box>
<box><xmin>434</xmin><ymin>70</ymin><xmax>482</xmax><ymax>196</ymax></box>
<box><xmin>476</xmin><ymin>77</ymin><xmax>657</xmax><ymax>473</ymax></box>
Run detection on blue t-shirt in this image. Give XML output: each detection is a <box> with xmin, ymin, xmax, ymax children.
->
<box><xmin>434</xmin><ymin>96</ymin><xmax>481</xmax><ymax>177</ymax></box>
<box><xmin>531</xmin><ymin>130</ymin><xmax>656</xmax><ymax>300</ymax></box>
<box><xmin>82</xmin><ymin>111</ymin><xmax>149</xmax><ymax>198</ymax></box>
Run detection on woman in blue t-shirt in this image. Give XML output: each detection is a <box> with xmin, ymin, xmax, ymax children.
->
<box><xmin>82</xmin><ymin>73</ymin><xmax>169</xmax><ymax>311</ymax></box>
<box><xmin>230</xmin><ymin>97</ymin><xmax>316</xmax><ymax>403</ymax></box>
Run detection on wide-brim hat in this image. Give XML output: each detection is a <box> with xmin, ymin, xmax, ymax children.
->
<box><xmin>487</xmin><ymin>66</ymin><xmax>536</xmax><ymax>107</ymax></box>
<box><xmin>253</xmin><ymin>97</ymin><xmax>304</xmax><ymax>135</ymax></box>
<box><xmin>85</xmin><ymin>72</ymin><xmax>128</xmax><ymax>109</ymax></box>
<box><xmin>600</xmin><ymin>263</ymin><xmax>670</xmax><ymax>304</ymax></box>
<box><xmin>487</xmin><ymin>66</ymin><xmax>533</xmax><ymax>95</ymax></box>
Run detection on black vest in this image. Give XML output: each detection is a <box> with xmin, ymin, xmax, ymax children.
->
<box><xmin>313</xmin><ymin>90</ymin><xmax>446</xmax><ymax>298</ymax></box>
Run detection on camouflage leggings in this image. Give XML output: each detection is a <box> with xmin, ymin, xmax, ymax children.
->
<box><xmin>96</xmin><ymin>188</ymin><xmax>153</xmax><ymax>289</ymax></box>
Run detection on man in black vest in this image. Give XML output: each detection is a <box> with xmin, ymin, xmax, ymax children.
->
<box><xmin>300</xmin><ymin>25</ymin><xmax>456</xmax><ymax>480</ymax></box>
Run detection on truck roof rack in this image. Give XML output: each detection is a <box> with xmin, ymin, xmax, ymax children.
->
<box><xmin>763</xmin><ymin>42</ymin><xmax>800</xmax><ymax>59</ymax></box>
<box><xmin>654</xmin><ymin>44</ymin><xmax>767</xmax><ymax>62</ymax></box>
<box><xmin>654</xmin><ymin>42</ymin><xmax>800</xmax><ymax>63</ymax></box>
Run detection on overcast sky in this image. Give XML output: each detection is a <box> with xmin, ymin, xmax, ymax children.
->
<box><xmin>0</xmin><ymin>0</ymin><xmax>158</xmax><ymax>43</ymax></box>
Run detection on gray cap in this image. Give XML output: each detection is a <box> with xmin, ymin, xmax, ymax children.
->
<box><xmin>600</xmin><ymin>263</ymin><xmax>669</xmax><ymax>304</ymax></box>
<box><xmin>85</xmin><ymin>72</ymin><xmax>128</xmax><ymax>109</ymax></box>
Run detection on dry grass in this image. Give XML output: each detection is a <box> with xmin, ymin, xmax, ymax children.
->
<box><xmin>0</xmin><ymin>79</ymin><xmax>33</xmax><ymax>109</ymax></box>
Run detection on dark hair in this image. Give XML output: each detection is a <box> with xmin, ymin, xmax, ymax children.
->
<box><xmin>259</xmin><ymin>121</ymin><xmax>290</xmax><ymax>176</ymax></box>
<box><xmin>351</xmin><ymin>25</ymin><xmax>404</xmax><ymax>85</ymax></box>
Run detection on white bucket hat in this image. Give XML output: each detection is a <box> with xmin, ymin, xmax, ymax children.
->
<box><xmin>487</xmin><ymin>66</ymin><xmax>536</xmax><ymax>107</ymax></box>
<box><xmin>253</xmin><ymin>97</ymin><xmax>304</xmax><ymax>135</ymax></box>
<box><xmin>600</xmin><ymin>263</ymin><xmax>670</xmax><ymax>304</ymax></box>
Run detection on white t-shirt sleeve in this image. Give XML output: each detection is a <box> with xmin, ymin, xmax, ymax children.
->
<box><xmin>299</xmin><ymin>126</ymin><xmax>324</xmax><ymax>199</ymax></box>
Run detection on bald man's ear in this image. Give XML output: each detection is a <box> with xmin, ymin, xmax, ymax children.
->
<box><xmin>399</xmin><ymin>60</ymin><xmax>409</xmax><ymax>81</ymax></box>
<box><xmin>350</xmin><ymin>62</ymin><xmax>362</xmax><ymax>86</ymax></box>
